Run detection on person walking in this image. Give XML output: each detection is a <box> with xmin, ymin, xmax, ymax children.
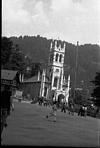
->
<box><xmin>78</xmin><ymin>105</ymin><xmax>83</xmax><ymax>116</ymax></box>
<box><xmin>46</xmin><ymin>101</ymin><xmax>57</xmax><ymax>122</ymax></box>
<box><xmin>84</xmin><ymin>106</ymin><xmax>87</xmax><ymax>117</ymax></box>
<box><xmin>10</xmin><ymin>95</ymin><xmax>14</xmax><ymax>111</ymax></box>
<box><xmin>61</xmin><ymin>102</ymin><xmax>66</xmax><ymax>113</ymax></box>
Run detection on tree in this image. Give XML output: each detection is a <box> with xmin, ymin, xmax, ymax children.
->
<box><xmin>1</xmin><ymin>37</ymin><xmax>26</xmax><ymax>72</ymax></box>
<box><xmin>7</xmin><ymin>44</ymin><xmax>26</xmax><ymax>72</ymax></box>
<box><xmin>31</xmin><ymin>62</ymin><xmax>42</xmax><ymax>76</ymax></box>
<box><xmin>91</xmin><ymin>72</ymin><xmax>100</xmax><ymax>107</ymax></box>
<box><xmin>1</xmin><ymin>37</ymin><xmax>13</xmax><ymax>67</ymax></box>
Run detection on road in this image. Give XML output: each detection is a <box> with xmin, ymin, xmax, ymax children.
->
<box><xmin>1</xmin><ymin>100</ymin><xmax>100</xmax><ymax>147</ymax></box>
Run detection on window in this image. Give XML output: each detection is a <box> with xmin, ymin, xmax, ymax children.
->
<box><xmin>59</xmin><ymin>54</ymin><xmax>62</xmax><ymax>62</ymax></box>
<box><xmin>53</xmin><ymin>77</ymin><xmax>58</xmax><ymax>87</ymax></box>
<box><xmin>44</xmin><ymin>87</ymin><xmax>47</xmax><ymax>97</ymax></box>
<box><xmin>55</xmin><ymin>69</ymin><xmax>59</xmax><ymax>73</ymax></box>
<box><xmin>55</xmin><ymin>53</ymin><xmax>59</xmax><ymax>62</ymax></box>
<box><xmin>50</xmin><ymin>54</ymin><xmax>53</xmax><ymax>63</ymax></box>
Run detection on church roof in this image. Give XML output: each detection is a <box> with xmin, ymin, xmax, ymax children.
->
<box><xmin>23</xmin><ymin>75</ymin><xmax>50</xmax><ymax>83</ymax></box>
<box><xmin>23</xmin><ymin>75</ymin><xmax>40</xmax><ymax>83</ymax></box>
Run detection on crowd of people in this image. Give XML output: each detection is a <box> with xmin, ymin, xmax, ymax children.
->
<box><xmin>38</xmin><ymin>95</ymin><xmax>100</xmax><ymax>121</ymax></box>
<box><xmin>37</xmin><ymin>96</ymin><xmax>91</xmax><ymax>122</ymax></box>
<box><xmin>78</xmin><ymin>105</ymin><xmax>87</xmax><ymax>117</ymax></box>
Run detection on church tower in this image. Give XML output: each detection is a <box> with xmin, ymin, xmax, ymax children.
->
<box><xmin>48</xmin><ymin>40</ymin><xmax>66</xmax><ymax>96</ymax></box>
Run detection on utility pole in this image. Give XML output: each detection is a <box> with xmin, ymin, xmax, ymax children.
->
<box><xmin>74</xmin><ymin>41</ymin><xmax>79</xmax><ymax>101</ymax></box>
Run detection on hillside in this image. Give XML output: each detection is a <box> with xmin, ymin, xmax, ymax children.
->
<box><xmin>10</xmin><ymin>35</ymin><xmax>100</xmax><ymax>91</ymax></box>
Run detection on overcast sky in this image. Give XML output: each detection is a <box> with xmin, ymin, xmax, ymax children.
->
<box><xmin>2</xmin><ymin>0</ymin><xmax>100</xmax><ymax>45</ymax></box>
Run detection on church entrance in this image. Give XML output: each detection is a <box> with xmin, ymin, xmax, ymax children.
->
<box><xmin>56</xmin><ymin>94</ymin><xmax>65</xmax><ymax>108</ymax></box>
<box><xmin>58</xmin><ymin>94</ymin><xmax>65</xmax><ymax>101</ymax></box>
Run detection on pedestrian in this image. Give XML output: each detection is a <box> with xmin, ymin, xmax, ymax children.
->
<box><xmin>61</xmin><ymin>102</ymin><xmax>66</xmax><ymax>113</ymax></box>
<box><xmin>10</xmin><ymin>95</ymin><xmax>14</xmax><ymax>111</ymax></box>
<box><xmin>82</xmin><ymin>106</ymin><xmax>85</xmax><ymax>116</ymax></box>
<box><xmin>84</xmin><ymin>106</ymin><xmax>87</xmax><ymax>117</ymax></box>
<box><xmin>68</xmin><ymin>102</ymin><xmax>74</xmax><ymax>115</ymax></box>
<box><xmin>46</xmin><ymin>101</ymin><xmax>57</xmax><ymax>122</ymax></box>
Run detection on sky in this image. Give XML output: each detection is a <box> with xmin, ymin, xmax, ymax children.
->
<box><xmin>2</xmin><ymin>0</ymin><xmax>100</xmax><ymax>45</ymax></box>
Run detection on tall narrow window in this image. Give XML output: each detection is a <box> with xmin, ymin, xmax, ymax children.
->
<box><xmin>55</xmin><ymin>53</ymin><xmax>59</xmax><ymax>62</ymax></box>
<box><xmin>59</xmin><ymin>54</ymin><xmax>62</xmax><ymax>62</ymax></box>
<box><xmin>53</xmin><ymin>77</ymin><xmax>58</xmax><ymax>87</ymax></box>
<box><xmin>44</xmin><ymin>87</ymin><xmax>47</xmax><ymax>97</ymax></box>
<box><xmin>50</xmin><ymin>54</ymin><xmax>53</xmax><ymax>63</ymax></box>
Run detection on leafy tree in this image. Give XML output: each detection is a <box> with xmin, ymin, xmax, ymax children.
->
<box><xmin>10</xmin><ymin>35</ymin><xmax>100</xmax><ymax>91</ymax></box>
<box><xmin>91</xmin><ymin>72</ymin><xmax>100</xmax><ymax>107</ymax></box>
<box><xmin>71</xmin><ymin>88</ymin><xmax>90</xmax><ymax>106</ymax></box>
<box><xmin>73</xmin><ymin>90</ymin><xmax>84</xmax><ymax>105</ymax></box>
<box><xmin>1</xmin><ymin>37</ymin><xmax>26</xmax><ymax>73</ymax></box>
<box><xmin>7</xmin><ymin>44</ymin><xmax>26</xmax><ymax>72</ymax></box>
<box><xmin>31</xmin><ymin>62</ymin><xmax>42</xmax><ymax>76</ymax></box>
<box><xmin>23</xmin><ymin>57</ymin><xmax>43</xmax><ymax>79</ymax></box>
<box><xmin>1</xmin><ymin>37</ymin><xmax>13</xmax><ymax>67</ymax></box>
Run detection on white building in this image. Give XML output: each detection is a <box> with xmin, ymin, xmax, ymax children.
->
<box><xmin>40</xmin><ymin>40</ymin><xmax>70</xmax><ymax>103</ymax></box>
<box><xmin>21</xmin><ymin>40</ymin><xmax>70</xmax><ymax>103</ymax></box>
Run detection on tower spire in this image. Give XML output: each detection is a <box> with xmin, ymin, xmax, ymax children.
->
<box><xmin>63</xmin><ymin>42</ymin><xmax>66</xmax><ymax>50</ymax></box>
<box><xmin>55</xmin><ymin>40</ymin><xmax>57</xmax><ymax>48</ymax></box>
<box><xmin>50</xmin><ymin>41</ymin><xmax>53</xmax><ymax>51</ymax></box>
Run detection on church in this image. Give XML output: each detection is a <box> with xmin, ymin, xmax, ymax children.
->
<box><xmin>40</xmin><ymin>40</ymin><xmax>70</xmax><ymax>103</ymax></box>
<box><xmin>21</xmin><ymin>40</ymin><xmax>70</xmax><ymax>103</ymax></box>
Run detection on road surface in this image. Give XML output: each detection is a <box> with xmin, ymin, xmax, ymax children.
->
<box><xmin>1</xmin><ymin>100</ymin><xmax>100</xmax><ymax>147</ymax></box>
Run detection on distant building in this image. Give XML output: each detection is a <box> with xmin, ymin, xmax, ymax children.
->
<box><xmin>21</xmin><ymin>40</ymin><xmax>70</xmax><ymax>103</ymax></box>
<box><xmin>21</xmin><ymin>72</ymin><xmax>50</xmax><ymax>100</ymax></box>
<box><xmin>1</xmin><ymin>69</ymin><xmax>23</xmax><ymax>96</ymax></box>
<box><xmin>1</xmin><ymin>69</ymin><xmax>18</xmax><ymax>88</ymax></box>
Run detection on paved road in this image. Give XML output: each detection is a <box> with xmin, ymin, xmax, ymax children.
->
<box><xmin>1</xmin><ymin>100</ymin><xmax>100</xmax><ymax>147</ymax></box>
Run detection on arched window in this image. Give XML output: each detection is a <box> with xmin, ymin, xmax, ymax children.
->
<box><xmin>55</xmin><ymin>53</ymin><xmax>59</xmax><ymax>62</ymax></box>
<box><xmin>53</xmin><ymin>77</ymin><xmax>58</xmax><ymax>87</ymax></box>
<box><xmin>59</xmin><ymin>54</ymin><xmax>62</xmax><ymax>62</ymax></box>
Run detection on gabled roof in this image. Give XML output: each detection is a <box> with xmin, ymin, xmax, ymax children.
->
<box><xmin>23</xmin><ymin>75</ymin><xmax>50</xmax><ymax>83</ymax></box>
<box><xmin>23</xmin><ymin>75</ymin><xmax>41</xmax><ymax>83</ymax></box>
<box><xmin>1</xmin><ymin>69</ymin><xmax>18</xmax><ymax>80</ymax></box>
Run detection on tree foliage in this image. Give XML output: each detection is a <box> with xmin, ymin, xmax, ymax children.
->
<box><xmin>1</xmin><ymin>37</ymin><xmax>26</xmax><ymax>72</ymax></box>
<box><xmin>1</xmin><ymin>36</ymin><xmax>44</xmax><ymax>80</ymax></box>
<box><xmin>91</xmin><ymin>72</ymin><xmax>100</xmax><ymax>107</ymax></box>
<box><xmin>73</xmin><ymin>90</ymin><xmax>88</xmax><ymax>105</ymax></box>
<box><xmin>31</xmin><ymin>62</ymin><xmax>42</xmax><ymax>76</ymax></box>
<box><xmin>10</xmin><ymin>35</ymin><xmax>100</xmax><ymax>89</ymax></box>
<box><xmin>8</xmin><ymin>44</ymin><xmax>26</xmax><ymax>72</ymax></box>
<box><xmin>1</xmin><ymin>37</ymin><xmax>13</xmax><ymax>67</ymax></box>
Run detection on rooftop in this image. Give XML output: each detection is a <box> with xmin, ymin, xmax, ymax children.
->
<box><xmin>1</xmin><ymin>69</ymin><xmax>18</xmax><ymax>80</ymax></box>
